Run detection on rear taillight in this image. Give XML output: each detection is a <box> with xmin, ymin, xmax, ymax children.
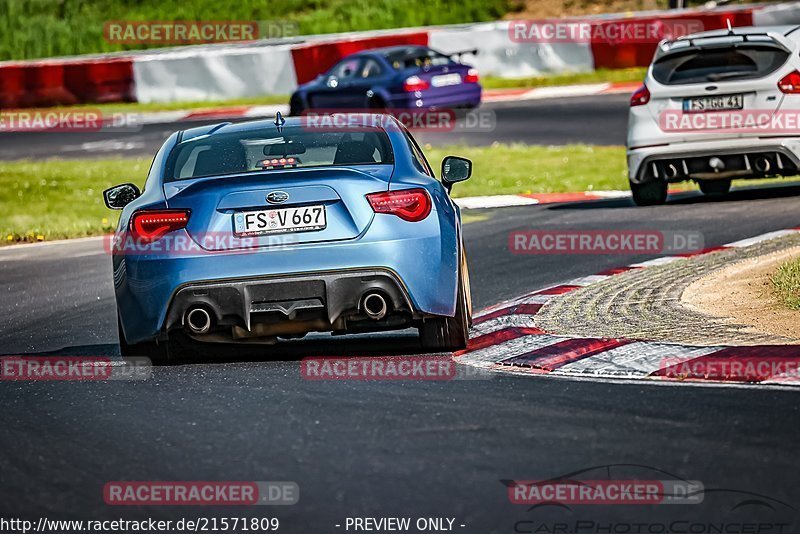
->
<box><xmin>464</xmin><ymin>68</ymin><xmax>479</xmax><ymax>84</ymax></box>
<box><xmin>630</xmin><ymin>84</ymin><xmax>650</xmax><ymax>107</ymax></box>
<box><xmin>130</xmin><ymin>209</ymin><xmax>190</xmax><ymax>243</ymax></box>
<box><xmin>778</xmin><ymin>71</ymin><xmax>800</xmax><ymax>94</ymax></box>
<box><xmin>403</xmin><ymin>76</ymin><xmax>430</xmax><ymax>92</ymax></box>
<box><xmin>366</xmin><ymin>189</ymin><xmax>432</xmax><ymax>222</ymax></box>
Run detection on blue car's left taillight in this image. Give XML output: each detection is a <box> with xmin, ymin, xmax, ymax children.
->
<box><xmin>130</xmin><ymin>209</ymin><xmax>191</xmax><ymax>244</ymax></box>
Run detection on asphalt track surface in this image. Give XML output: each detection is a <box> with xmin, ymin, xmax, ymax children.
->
<box><xmin>0</xmin><ymin>95</ymin><xmax>631</xmax><ymax>160</ymax></box>
<box><xmin>3</xmin><ymin>182</ymin><xmax>800</xmax><ymax>529</ymax></box>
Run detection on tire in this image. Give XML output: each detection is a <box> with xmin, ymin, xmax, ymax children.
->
<box><xmin>419</xmin><ymin>252</ymin><xmax>471</xmax><ymax>351</ymax></box>
<box><xmin>630</xmin><ymin>179</ymin><xmax>668</xmax><ymax>206</ymax></box>
<box><xmin>118</xmin><ymin>316</ymin><xmax>170</xmax><ymax>365</ymax></box>
<box><xmin>698</xmin><ymin>179</ymin><xmax>731</xmax><ymax>196</ymax></box>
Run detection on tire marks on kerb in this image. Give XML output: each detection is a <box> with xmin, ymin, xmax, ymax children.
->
<box><xmin>456</xmin><ymin>228</ymin><xmax>800</xmax><ymax>388</ymax></box>
<box><xmin>556</xmin><ymin>343</ymin><xmax>722</xmax><ymax>377</ymax></box>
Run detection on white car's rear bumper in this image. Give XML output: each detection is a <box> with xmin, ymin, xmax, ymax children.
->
<box><xmin>627</xmin><ymin>137</ymin><xmax>800</xmax><ymax>183</ymax></box>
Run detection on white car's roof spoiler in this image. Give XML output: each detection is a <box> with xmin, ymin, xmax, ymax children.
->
<box><xmin>654</xmin><ymin>29</ymin><xmax>794</xmax><ymax>61</ymax></box>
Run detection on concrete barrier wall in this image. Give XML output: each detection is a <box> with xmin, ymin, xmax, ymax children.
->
<box><xmin>133</xmin><ymin>45</ymin><xmax>297</xmax><ymax>103</ymax></box>
<box><xmin>1</xmin><ymin>2</ymin><xmax>795</xmax><ymax>107</ymax></box>
<box><xmin>753</xmin><ymin>1</ymin><xmax>800</xmax><ymax>24</ymax></box>
<box><xmin>429</xmin><ymin>21</ymin><xmax>594</xmax><ymax>77</ymax></box>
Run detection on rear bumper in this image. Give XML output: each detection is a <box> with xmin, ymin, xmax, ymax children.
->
<box><xmin>627</xmin><ymin>138</ymin><xmax>800</xmax><ymax>183</ymax></box>
<box><xmin>164</xmin><ymin>269</ymin><xmax>414</xmax><ymax>341</ymax></box>
<box><xmin>386</xmin><ymin>84</ymin><xmax>482</xmax><ymax>109</ymax></box>
<box><xmin>115</xmin><ymin>211</ymin><xmax>459</xmax><ymax>344</ymax></box>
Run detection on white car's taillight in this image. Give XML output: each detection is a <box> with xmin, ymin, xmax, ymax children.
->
<box><xmin>778</xmin><ymin>71</ymin><xmax>800</xmax><ymax>94</ymax></box>
<box><xmin>630</xmin><ymin>84</ymin><xmax>650</xmax><ymax>107</ymax></box>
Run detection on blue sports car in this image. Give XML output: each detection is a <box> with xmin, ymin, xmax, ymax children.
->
<box><xmin>104</xmin><ymin>113</ymin><xmax>473</xmax><ymax>363</ymax></box>
<box><xmin>289</xmin><ymin>46</ymin><xmax>482</xmax><ymax>115</ymax></box>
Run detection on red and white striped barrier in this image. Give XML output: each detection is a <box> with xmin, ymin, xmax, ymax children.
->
<box><xmin>0</xmin><ymin>2</ymin><xmax>798</xmax><ymax>107</ymax></box>
<box><xmin>458</xmin><ymin>228</ymin><xmax>800</xmax><ymax>388</ymax></box>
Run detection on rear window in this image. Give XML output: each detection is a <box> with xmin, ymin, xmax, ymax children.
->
<box><xmin>384</xmin><ymin>47</ymin><xmax>453</xmax><ymax>70</ymax></box>
<box><xmin>166</xmin><ymin>126</ymin><xmax>394</xmax><ymax>181</ymax></box>
<box><xmin>652</xmin><ymin>44</ymin><xmax>789</xmax><ymax>85</ymax></box>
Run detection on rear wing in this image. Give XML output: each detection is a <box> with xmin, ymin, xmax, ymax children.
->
<box><xmin>447</xmin><ymin>48</ymin><xmax>479</xmax><ymax>61</ymax></box>
<box><xmin>654</xmin><ymin>30</ymin><xmax>794</xmax><ymax>62</ymax></box>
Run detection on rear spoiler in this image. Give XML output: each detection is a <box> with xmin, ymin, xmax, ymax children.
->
<box><xmin>448</xmin><ymin>48</ymin><xmax>479</xmax><ymax>61</ymax></box>
<box><xmin>654</xmin><ymin>30</ymin><xmax>794</xmax><ymax>61</ymax></box>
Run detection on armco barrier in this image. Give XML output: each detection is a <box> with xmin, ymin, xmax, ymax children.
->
<box><xmin>290</xmin><ymin>32</ymin><xmax>429</xmax><ymax>85</ymax></box>
<box><xmin>590</xmin><ymin>10</ymin><xmax>754</xmax><ymax>69</ymax></box>
<box><xmin>0</xmin><ymin>65</ymin><xmax>24</xmax><ymax>108</ymax></box>
<box><xmin>429</xmin><ymin>21</ymin><xmax>593</xmax><ymax>77</ymax></box>
<box><xmin>21</xmin><ymin>63</ymin><xmax>78</xmax><ymax>107</ymax></box>
<box><xmin>64</xmin><ymin>59</ymin><xmax>135</xmax><ymax>103</ymax></box>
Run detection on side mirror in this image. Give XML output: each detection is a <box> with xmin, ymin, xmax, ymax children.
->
<box><xmin>103</xmin><ymin>183</ymin><xmax>141</xmax><ymax>210</ymax></box>
<box><xmin>326</xmin><ymin>76</ymin><xmax>339</xmax><ymax>88</ymax></box>
<box><xmin>441</xmin><ymin>156</ymin><xmax>472</xmax><ymax>191</ymax></box>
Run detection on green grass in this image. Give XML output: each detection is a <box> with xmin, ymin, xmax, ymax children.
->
<box><xmin>772</xmin><ymin>257</ymin><xmax>800</xmax><ymax>310</ymax></box>
<box><xmin>0</xmin><ymin>0</ymin><xmax>513</xmax><ymax>60</ymax></box>
<box><xmin>481</xmin><ymin>67</ymin><xmax>647</xmax><ymax>90</ymax></box>
<box><xmin>4</xmin><ymin>144</ymin><xmax>800</xmax><ymax>245</ymax></box>
<box><xmin>425</xmin><ymin>144</ymin><xmax>629</xmax><ymax>198</ymax></box>
<box><xmin>0</xmin><ymin>144</ymin><xmax>630</xmax><ymax>244</ymax></box>
<box><xmin>0</xmin><ymin>158</ymin><xmax>150</xmax><ymax>244</ymax></box>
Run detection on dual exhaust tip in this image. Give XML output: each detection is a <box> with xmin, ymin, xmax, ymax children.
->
<box><xmin>661</xmin><ymin>155</ymin><xmax>773</xmax><ymax>179</ymax></box>
<box><xmin>184</xmin><ymin>292</ymin><xmax>390</xmax><ymax>334</ymax></box>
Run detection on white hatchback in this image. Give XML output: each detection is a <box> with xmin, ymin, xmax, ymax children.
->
<box><xmin>627</xmin><ymin>25</ymin><xmax>800</xmax><ymax>205</ymax></box>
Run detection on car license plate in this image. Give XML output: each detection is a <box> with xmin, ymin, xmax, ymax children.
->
<box><xmin>233</xmin><ymin>205</ymin><xmax>326</xmax><ymax>236</ymax></box>
<box><xmin>683</xmin><ymin>94</ymin><xmax>744</xmax><ymax>113</ymax></box>
<box><xmin>431</xmin><ymin>73</ymin><xmax>462</xmax><ymax>87</ymax></box>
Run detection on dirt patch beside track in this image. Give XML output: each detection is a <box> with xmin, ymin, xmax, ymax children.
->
<box><xmin>682</xmin><ymin>246</ymin><xmax>800</xmax><ymax>344</ymax></box>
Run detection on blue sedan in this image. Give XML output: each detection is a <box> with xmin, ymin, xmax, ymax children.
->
<box><xmin>290</xmin><ymin>46</ymin><xmax>482</xmax><ymax>114</ymax></box>
<box><xmin>104</xmin><ymin>113</ymin><xmax>473</xmax><ymax>362</ymax></box>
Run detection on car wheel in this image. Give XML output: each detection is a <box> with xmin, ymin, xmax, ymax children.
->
<box><xmin>118</xmin><ymin>316</ymin><xmax>170</xmax><ymax>365</ymax></box>
<box><xmin>630</xmin><ymin>179</ymin><xmax>668</xmax><ymax>206</ymax></box>
<box><xmin>419</xmin><ymin>255</ymin><xmax>470</xmax><ymax>351</ymax></box>
<box><xmin>698</xmin><ymin>179</ymin><xmax>731</xmax><ymax>196</ymax></box>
